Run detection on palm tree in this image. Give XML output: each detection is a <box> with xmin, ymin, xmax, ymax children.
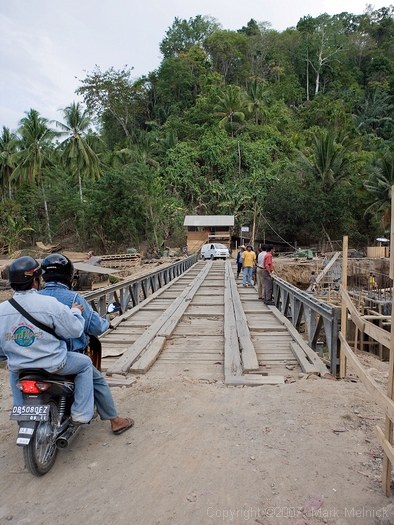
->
<box><xmin>354</xmin><ymin>89</ymin><xmax>394</xmax><ymax>138</ymax></box>
<box><xmin>135</xmin><ymin>130</ymin><xmax>160</xmax><ymax>169</ymax></box>
<box><xmin>56</xmin><ymin>102</ymin><xmax>102</xmax><ymax>202</ymax></box>
<box><xmin>105</xmin><ymin>130</ymin><xmax>160</xmax><ymax>171</ymax></box>
<box><xmin>12</xmin><ymin>109</ymin><xmax>59</xmax><ymax>242</ymax></box>
<box><xmin>299</xmin><ymin>130</ymin><xmax>352</xmax><ymax>193</ymax></box>
<box><xmin>214</xmin><ymin>85</ymin><xmax>246</xmax><ymax>137</ymax></box>
<box><xmin>0</xmin><ymin>126</ymin><xmax>18</xmax><ymax>201</ymax></box>
<box><xmin>298</xmin><ymin>130</ymin><xmax>353</xmax><ymax>250</ymax></box>
<box><xmin>246</xmin><ymin>78</ymin><xmax>267</xmax><ymax>125</ymax></box>
<box><xmin>364</xmin><ymin>151</ymin><xmax>394</xmax><ymax>227</ymax></box>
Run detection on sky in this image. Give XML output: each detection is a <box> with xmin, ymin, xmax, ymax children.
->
<box><xmin>0</xmin><ymin>0</ymin><xmax>390</xmax><ymax>131</ymax></box>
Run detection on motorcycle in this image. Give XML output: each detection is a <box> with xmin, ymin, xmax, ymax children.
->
<box><xmin>9</xmin><ymin>302</ymin><xmax>121</xmax><ymax>476</ymax></box>
<box><xmin>10</xmin><ymin>368</ymin><xmax>78</xmax><ymax>476</ymax></box>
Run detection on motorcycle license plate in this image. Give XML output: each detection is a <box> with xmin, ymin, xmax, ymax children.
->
<box><xmin>10</xmin><ymin>404</ymin><xmax>50</xmax><ymax>421</ymax></box>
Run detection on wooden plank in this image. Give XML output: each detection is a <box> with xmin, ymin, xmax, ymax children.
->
<box><xmin>228</xmin><ymin>261</ymin><xmax>259</xmax><ymax>372</ymax></box>
<box><xmin>307</xmin><ymin>252</ymin><xmax>340</xmax><ymax>291</ymax></box>
<box><xmin>375</xmin><ymin>426</ymin><xmax>394</xmax><ymax>466</ymax></box>
<box><xmin>224</xmin><ymin>262</ymin><xmax>243</xmax><ymax>379</ymax></box>
<box><xmin>248</xmin><ymin>325</ymin><xmax>288</xmax><ymax>332</ymax></box>
<box><xmin>340</xmin><ymin>285</ymin><xmax>390</xmax><ymax>349</ymax></box>
<box><xmin>243</xmin><ymin>309</ymin><xmax>272</xmax><ymax>314</ymax></box>
<box><xmin>131</xmin><ymin>336</ymin><xmax>167</xmax><ymax>373</ymax></box>
<box><xmin>269</xmin><ymin>307</ymin><xmax>328</xmax><ymax>376</ymax></box>
<box><xmin>339</xmin><ymin>333</ymin><xmax>394</xmax><ymax>422</ymax></box>
<box><xmin>290</xmin><ymin>341</ymin><xmax>320</xmax><ymax>374</ymax></box>
<box><xmin>256</xmin><ymin>350</ymin><xmax>296</xmax><ymax>356</ymax></box>
<box><xmin>107</xmin><ymin>262</ymin><xmax>213</xmax><ymax>376</ymax></box>
<box><xmin>185</xmin><ymin>306</ymin><xmax>224</xmax><ymax>315</ymax></box>
<box><xmin>382</xmin><ymin>196</ymin><xmax>394</xmax><ymax>496</ymax></box>
<box><xmin>225</xmin><ymin>375</ymin><xmax>285</xmax><ymax>386</ymax></box>
<box><xmin>252</xmin><ymin>332</ymin><xmax>293</xmax><ymax>338</ymax></box>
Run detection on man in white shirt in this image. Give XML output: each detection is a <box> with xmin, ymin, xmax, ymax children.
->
<box><xmin>256</xmin><ymin>245</ymin><xmax>267</xmax><ymax>300</ymax></box>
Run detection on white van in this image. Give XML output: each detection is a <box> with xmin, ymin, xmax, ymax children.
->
<box><xmin>200</xmin><ymin>243</ymin><xmax>230</xmax><ymax>260</ymax></box>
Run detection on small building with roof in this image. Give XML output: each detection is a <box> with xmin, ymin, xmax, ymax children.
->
<box><xmin>183</xmin><ymin>215</ymin><xmax>234</xmax><ymax>253</ymax></box>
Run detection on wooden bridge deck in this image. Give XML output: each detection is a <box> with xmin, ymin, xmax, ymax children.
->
<box><xmin>100</xmin><ymin>260</ymin><xmax>327</xmax><ymax>385</ymax></box>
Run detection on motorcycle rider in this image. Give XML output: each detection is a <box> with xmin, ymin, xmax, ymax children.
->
<box><xmin>0</xmin><ymin>256</ymin><xmax>94</xmax><ymax>426</ymax></box>
<box><xmin>39</xmin><ymin>253</ymin><xmax>134</xmax><ymax>435</ymax></box>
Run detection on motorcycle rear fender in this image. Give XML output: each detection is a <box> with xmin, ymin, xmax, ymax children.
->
<box><xmin>16</xmin><ymin>420</ymin><xmax>36</xmax><ymax>446</ymax></box>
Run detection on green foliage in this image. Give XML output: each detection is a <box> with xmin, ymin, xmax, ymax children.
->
<box><xmin>2</xmin><ymin>9</ymin><xmax>394</xmax><ymax>251</ymax></box>
<box><xmin>160</xmin><ymin>15</ymin><xmax>220</xmax><ymax>58</ymax></box>
<box><xmin>364</xmin><ymin>149</ymin><xmax>394</xmax><ymax>226</ymax></box>
<box><xmin>298</xmin><ymin>129</ymin><xmax>354</xmax><ymax>193</ymax></box>
<box><xmin>204</xmin><ymin>30</ymin><xmax>250</xmax><ymax>83</ymax></box>
<box><xmin>84</xmin><ymin>167</ymin><xmax>145</xmax><ymax>250</ymax></box>
<box><xmin>76</xmin><ymin>66</ymin><xmax>138</xmax><ymax>138</ymax></box>
<box><xmin>0</xmin><ymin>201</ymin><xmax>34</xmax><ymax>253</ymax></box>
<box><xmin>0</xmin><ymin>126</ymin><xmax>18</xmax><ymax>201</ymax></box>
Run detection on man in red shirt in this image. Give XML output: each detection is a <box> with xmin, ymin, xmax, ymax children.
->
<box><xmin>263</xmin><ymin>245</ymin><xmax>275</xmax><ymax>305</ymax></box>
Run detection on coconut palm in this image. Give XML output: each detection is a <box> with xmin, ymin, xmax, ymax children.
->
<box><xmin>56</xmin><ymin>102</ymin><xmax>102</xmax><ymax>202</ymax></box>
<box><xmin>0</xmin><ymin>126</ymin><xmax>18</xmax><ymax>201</ymax></box>
<box><xmin>364</xmin><ymin>151</ymin><xmax>394</xmax><ymax>227</ymax></box>
<box><xmin>214</xmin><ymin>85</ymin><xmax>246</xmax><ymax>137</ymax></box>
<box><xmin>246</xmin><ymin>78</ymin><xmax>267</xmax><ymax>125</ymax></box>
<box><xmin>299</xmin><ymin>130</ymin><xmax>352</xmax><ymax>193</ymax></box>
<box><xmin>12</xmin><ymin>109</ymin><xmax>59</xmax><ymax>242</ymax></box>
<box><xmin>134</xmin><ymin>130</ymin><xmax>160</xmax><ymax>169</ymax></box>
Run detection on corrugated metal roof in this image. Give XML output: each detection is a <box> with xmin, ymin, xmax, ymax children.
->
<box><xmin>73</xmin><ymin>262</ymin><xmax>121</xmax><ymax>274</ymax></box>
<box><xmin>184</xmin><ymin>215</ymin><xmax>234</xmax><ymax>227</ymax></box>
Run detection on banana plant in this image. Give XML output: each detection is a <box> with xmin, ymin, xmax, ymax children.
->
<box><xmin>3</xmin><ymin>216</ymin><xmax>34</xmax><ymax>254</ymax></box>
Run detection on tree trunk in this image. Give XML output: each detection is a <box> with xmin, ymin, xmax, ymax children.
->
<box><xmin>250</xmin><ymin>204</ymin><xmax>258</xmax><ymax>247</ymax></box>
<box><xmin>149</xmin><ymin>204</ymin><xmax>159</xmax><ymax>253</ymax></box>
<box><xmin>306</xmin><ymin>47</ymin><xmax>310</xmax><ymax>102</ymax></box>
<box><xmin>238</xmin><ymin>141</ymin><xmax>241</xmax><ymax>177</ymax></box>
<box><xmin>315</xmin><ymin>69</ymin><xmax>320</xmax><ymax>95</ymax></box>
<box><xmin>321</xmin><ymin>223</ymin><xmax>333</xmax><ymax>251</ymax></box>
<box><xmin>41</xmin><ymin>179</ymin><xmax>52</xmax><ymax>243</ymax></box>
<box><xmin>78</xmin><ymin>168</ymin><xmax>83</xmax><ymax>202</ymax></box>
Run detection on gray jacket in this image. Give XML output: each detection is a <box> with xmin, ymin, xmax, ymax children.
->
<box><xmin>0</xmin><ymin>289</ymin><xmax>85</xmax><ymax>373</ymax></box>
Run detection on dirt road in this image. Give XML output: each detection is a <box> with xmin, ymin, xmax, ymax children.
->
<box><xmin>1</xmin><ymin>357</ymin><xmax>393</xmax><ymax>525</ymax></box>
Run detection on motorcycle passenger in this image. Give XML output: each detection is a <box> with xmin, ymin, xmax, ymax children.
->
<box><xmin>39</xmin><ymin>253</ymin><xmax>134</xmax><ymax>435</ymax></box>
<box><xmin>0</xmin><ymin>256</ymin><xmax>94</xmax><ymax>426</ymax></box>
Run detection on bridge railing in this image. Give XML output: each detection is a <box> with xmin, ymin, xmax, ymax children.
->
<box><xmin>82</xmin><ymin>254</ymin><xmax>199</xmax><ymax>317</ymax></box>
<box><xmin>273</xmin><ymin>276</ymin><xmax>342</xmax><ymax>375</ymax></box>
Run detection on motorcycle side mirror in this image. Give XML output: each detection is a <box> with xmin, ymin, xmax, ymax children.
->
<box><xmin>107</xmin><ymin>301</ymin><xmax>121</xmax><ymax>314</ymax></box>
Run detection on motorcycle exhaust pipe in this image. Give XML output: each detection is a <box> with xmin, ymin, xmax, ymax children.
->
<box><xmin>56</xmin><ymin>424</ymin><xmax>81</xmax><ymax>450</ymax></box>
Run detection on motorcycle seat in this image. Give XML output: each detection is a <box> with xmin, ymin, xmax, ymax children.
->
<box><xmin>18</xmin><ymin>369</ymin><xmax>76</xmax><ymax>381</ymax></box>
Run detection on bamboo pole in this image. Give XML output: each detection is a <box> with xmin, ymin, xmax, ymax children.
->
<box><xmin>340</xmin><ymin>236</ymin><xmax>348</xmax><ymax>378</ymax></box>
<box><xmin>382</xmin><ymin>186</ymin><xmax>394</xmax><ymax>496</ymax></box>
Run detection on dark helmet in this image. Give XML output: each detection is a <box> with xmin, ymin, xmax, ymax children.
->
<box><xmin>41</xmin><ymin>253</ymin><xmax>74</xmax><ymax>285</ymax></box>
<box><xmin>9</xmin><ymin>256</ymin><xmax>42</xmax><ymax>287</ymax></box>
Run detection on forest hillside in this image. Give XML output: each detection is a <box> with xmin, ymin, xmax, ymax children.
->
<box><xmin>1</xmin><ymin>7</ymin><xmax>394</xmax><ymax>254</ymax></box>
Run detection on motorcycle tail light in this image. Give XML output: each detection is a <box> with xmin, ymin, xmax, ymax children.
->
<box><xmin>18</xmin><ymin>380</ymin><xmax>51</xmax><ymax>394</ymax></box>
<box><xmin>35</xmin><ymin>382</ymin><xmax>51</xmax><ymax>392</ymax></box>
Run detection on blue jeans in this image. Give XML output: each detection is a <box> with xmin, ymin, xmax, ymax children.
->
<box><xmin>92</xmin><ymin>366</ymin><xmax>117</xmax><ymax>420</ymax></box>
<box><xmin>242</xmin><ymin>267</ymin><xmax>253</xmax><ymax>285</ymax></box>
<box><xmin>9</xmin><ymin>352</ymin><xmax>94</xmax><ymax>424</ymax></box>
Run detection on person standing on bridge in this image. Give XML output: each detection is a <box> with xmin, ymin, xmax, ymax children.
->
<box><xmin>263</xmin><ymin>245</ymin><xmax>275</xmax><ymax>305</ymax></box>
<box><xmin>242</xmin><ymin>245</ymin><xmax>256</xmax><ymax>287</ymax></box>
<box><xmin>236</xmin><ymin>245</ymin><xmax>246</xmax><ymax>279</ymax></box>
<box><xmin>39</xmin><ymin>253</ymin><xmax>134</xmax><ymax>435</ymax></box>
<box><xmin>256</xmin><ymin>244</ymin><xmax>267</xmax><ymax>300</ymax></box>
